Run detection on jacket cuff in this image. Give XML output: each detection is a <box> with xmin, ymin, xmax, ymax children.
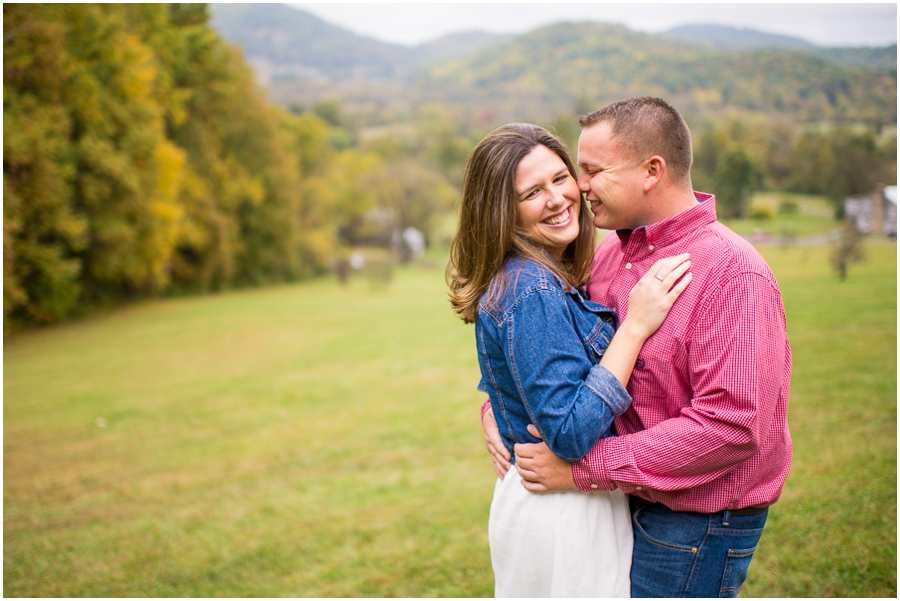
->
<box><xmin>584</xmin><ymin>364</ymin><xmax>632</xmax><ymax>416</ymax></box>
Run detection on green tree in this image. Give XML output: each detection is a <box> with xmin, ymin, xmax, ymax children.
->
<box><xmin>824</xmin><ymin>127</ymin><xmax>883</xmax><ymax>217</ymax></box>
<box><xmin>714</xmin><ymin>146</ymin><xmax>756</xmax><ymax>219</ymax></box>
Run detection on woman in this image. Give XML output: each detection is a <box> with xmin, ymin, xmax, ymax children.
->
<box><xmin>447</xmin><ymin>123</ymin><xmax>691</xmax><ymax>597</ymax></box>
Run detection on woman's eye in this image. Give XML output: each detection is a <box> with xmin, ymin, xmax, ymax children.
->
<box><xmin>554</xmin><ymin>175</ymin><xmax>568</xmax><ymax>184</ymax></box>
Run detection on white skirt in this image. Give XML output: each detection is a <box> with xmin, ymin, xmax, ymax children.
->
<box><xmin>489</xmin><ymin>467</ymin><xmax>633</xmax><ymax>598</ymax></box>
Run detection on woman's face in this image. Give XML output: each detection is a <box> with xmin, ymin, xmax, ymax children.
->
<box><xmin>514</xmin><ymin>144</ymin><xmax>581</xmax><ymax>259</ymax></box>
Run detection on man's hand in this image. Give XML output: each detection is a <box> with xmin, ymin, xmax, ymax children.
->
<box><xmin>514</xmin><ymin>425</ymin><xmax>578</xmax><ymax>492</ymax></box>
<box><xmin>482</xmin><ymin>407</ymin><xmax>511</xmax><ymax>479</ymax></box>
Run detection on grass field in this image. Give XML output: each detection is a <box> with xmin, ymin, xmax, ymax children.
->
<box><xmin>4</xmin><ymin>243</ymin><xmax>896</xmax><ymax>597</ymax></box>
<box><xmin>719</xmin><ymin>191</ymin><xmax>841</xmax><ymax>239</ymax></box>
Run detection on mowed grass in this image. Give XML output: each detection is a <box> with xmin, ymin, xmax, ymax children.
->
<box><xmin>742</xmin><ymin>243</ymin><xmax>896</xmax><ymax>598</ymax></box>
<box><xmin>4</xmin><ymin>244</ymin><xmax>896</xmax><ymax>597</ymax></box>
<box><xmin>720</xmin><ymin>191</ymin><xmax>841</xmax><ymax>238</ymax></box>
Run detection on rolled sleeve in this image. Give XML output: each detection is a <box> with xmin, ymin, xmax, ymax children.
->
<box><xmin>584</xmin><ymin>364</ymin><xmax>631</xmax><ymax>416</ymax></box>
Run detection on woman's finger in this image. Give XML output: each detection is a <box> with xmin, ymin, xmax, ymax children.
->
<box><xmin>649</xmin><ymin>253</ymin><xmax>690</xmax><ymax>281</ymax></box>
<box><xmin>666</xmin><ymin>272</ymin><xmax>693</xmax><ymax>300</ymax></box>
<box><xmin>661</xmin><ymin>260</ymin><xmax>691</xmax><ymax>288</ymax></box>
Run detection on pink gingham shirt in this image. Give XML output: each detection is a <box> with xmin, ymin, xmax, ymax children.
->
<box><xmin>573</xmin><ymin>193</ymin><xmax>792</xmax><ymax>513</ymax></box>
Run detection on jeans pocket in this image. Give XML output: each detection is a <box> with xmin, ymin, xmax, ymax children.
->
<box><xmin>631</xmin><ymin>505</ymin><xmax>706</xmax><ymax>596</ymax></box>
<box><xmin>718</xmin><ymin>545</ymin><xmax>758</xmax><ymax>598</ymax></box>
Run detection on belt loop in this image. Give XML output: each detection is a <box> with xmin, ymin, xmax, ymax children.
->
<box><xmin>722</xmin><ymin>510</ymin><xmax>731</xmax><ymax>527</ymax></box>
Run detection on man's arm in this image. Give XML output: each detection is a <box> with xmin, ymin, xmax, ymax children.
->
<box><xmin>519</xmin><ymin>272</ymin><xmax>789</xmax><ymax>494</ymax></box>
<box><xmin>576</xmin><ymin>272</ymin><xmax>788</xmax><ymax>492</ymax></box>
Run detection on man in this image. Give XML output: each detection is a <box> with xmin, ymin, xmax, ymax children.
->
<box><xmin>481</xmin><ymin>97</ymin><xmax>792</xmax><ymax>597</ymax></box>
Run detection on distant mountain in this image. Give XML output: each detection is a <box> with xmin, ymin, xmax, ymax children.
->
<box><xmin>663</xmin><ymin>24</ymin><xmax>817</xmax><ymax>50</ymax></box>
<box><xmin>208</xmin><ymin>4</ymin><xmax>508</xmax><ymax>83</ymax></box>
<box><xmin>811</xmin><ymin>45</ymin><xmax>897</xmax><ymax>71</ymax></box>
<box><xmin>209</xmin><ymin>4</ymin><xmax>413</xmax><ymax>80</ymax></box>
<box><xmin>208</xmin><ymin>6</ymin><xmax>896</xmax><ymax>128</ymax></box>
<box><xmin>415</xmin><ymin>21</ymin><xmax>896</xmax><ymax>127</ymax></box>
<box><xmin>415</xmin><ymin>31</ymin><xmax>512</xmax><ymax>65</ymax></box>
<box><xmin>663</xmin><ymin>24</ymin><xmax>896</xmax><ymax>70</ymax></box>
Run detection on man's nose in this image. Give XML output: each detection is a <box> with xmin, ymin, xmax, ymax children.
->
<box><xmin>577</xmin><ymin>173</ymin><xmax>591</xmax><ymax>193</ymax></box>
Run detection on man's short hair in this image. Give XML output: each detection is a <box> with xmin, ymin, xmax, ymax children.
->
<box><xmin>578</xmin><ymin>97</ymin><xmax>693</xmax><ymax>186</ymax></box>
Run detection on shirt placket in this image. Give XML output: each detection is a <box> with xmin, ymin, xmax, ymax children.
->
<box><xmin>615</xmin><ymin>230</ymin><xmax>658</xmax><ymax>318</ymax></box>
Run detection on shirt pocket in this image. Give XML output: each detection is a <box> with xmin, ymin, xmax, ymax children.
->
<box><xmin>630</xmin><ymin>333</ymin><xmax>688</xmax><ymax>420</ymax></box>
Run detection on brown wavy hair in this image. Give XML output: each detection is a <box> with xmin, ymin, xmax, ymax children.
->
<box><xmin>447</xmin><ymin>123</ymin><xmax>595</xmax><ymax>324</ymax></box>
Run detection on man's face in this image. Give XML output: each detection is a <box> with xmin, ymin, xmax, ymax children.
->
<box><xmin>577</xmin><ymin>122</ymin><xmax>647</xmax><ymax>231</ymax></box>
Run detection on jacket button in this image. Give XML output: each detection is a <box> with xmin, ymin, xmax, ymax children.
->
<box><xmin>649</xmin><ymin>245</ymin><xmax>655</xmax><ymax>251</ymax></box>
<box><xmin>590</xmin><ymin>484</ymin><xmax>598</xmax><ymax>489</ymax></box>
<box><xmin>625</xmin><ymin>262</ymin><xmax>632</xmax><ymax>269</ymax></box>
<box><xmin>636</xmin><ymin>486</ymin><xmax>643</xmax><ymax>490</ymax></box>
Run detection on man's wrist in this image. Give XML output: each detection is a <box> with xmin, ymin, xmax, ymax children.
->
<box><xmin>572</xmin><ymin>461</ymin><xmax>615</xmax><ymax>492</ymax></box>
<box><xmin>572</xmin><ymin>438</ymin><xmax>616</xmax><ymax>492</ymax></box>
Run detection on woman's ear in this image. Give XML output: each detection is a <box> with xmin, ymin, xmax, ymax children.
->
<box><xmin>643</xmin><ymin>155</ymin><xmax>666</xmax><ymax>193</ymax></box>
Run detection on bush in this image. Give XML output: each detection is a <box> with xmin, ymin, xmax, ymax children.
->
<box><xmin>778</xmin><ymin>200</ymin><xmax>799</xmax><ymax>214</ymax></box>
<box><xmin>749</xmin><ymin>206</ymin><xmax>775</xmax><ymax>220</ymax></box>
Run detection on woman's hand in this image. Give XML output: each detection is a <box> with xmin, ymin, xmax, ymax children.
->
<box><xmin>621</xmin><ymin>253</ymin><xmax>692</xmax><ymax>341</ymax></box>
<box><xmin>483</xmin><ymin>408</ymin><xmax>511</xmax><ymax>480</ymax></box>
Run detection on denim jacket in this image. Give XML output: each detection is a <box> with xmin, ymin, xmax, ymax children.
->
<box><xmin>476</xmin><ymin>257</ymin><xmax>631</xmax><ymax>463</ymax></box>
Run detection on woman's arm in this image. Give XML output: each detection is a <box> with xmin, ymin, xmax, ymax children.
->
<box><xmin>599</xmin><ymin>254</ymin><xmax>692</xmax><ymax>386</ymax></box>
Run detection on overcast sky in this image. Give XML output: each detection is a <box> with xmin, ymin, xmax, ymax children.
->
<box><xmin>290</xmin><ymin>3</ymin><xmax>897</xmax><ymax>47</ymax></box>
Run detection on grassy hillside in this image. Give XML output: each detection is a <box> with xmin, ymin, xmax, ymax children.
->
<box><xmin>4</xmin><ymin>244</ymin><xmax>896</xmax><ymax>597</ymax></box>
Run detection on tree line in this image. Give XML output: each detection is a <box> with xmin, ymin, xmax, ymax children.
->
<box><xmin>3</xmin><ymin>4</ymin><xmax>455</xmax><ymax>328</ymax></box>
<box><xmin>4</xmin><ymin>5</ymin><xmax>896</xmax><ymax>329</ymax></box>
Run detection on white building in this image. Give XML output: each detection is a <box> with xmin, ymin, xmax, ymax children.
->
<box><xmin>844</xmin><ymin>185</ymin><xmax>897</xmax><ymax>237</ymax></box>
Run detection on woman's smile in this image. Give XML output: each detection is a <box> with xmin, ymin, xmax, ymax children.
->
<box><xmin>543</xmin><ymin>206</ymin><xmax>573</xmax><ymax>226</ymax></box>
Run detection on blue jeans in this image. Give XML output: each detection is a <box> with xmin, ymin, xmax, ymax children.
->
<box><xmin>629</xmin><ymin>497</ymin><xmax>768</xmax><ymax>598</ymax></box>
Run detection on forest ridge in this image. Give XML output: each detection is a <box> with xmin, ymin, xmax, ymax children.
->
<box><xmin>210</xmin><ymin>4</ymin><xmax>897</xmax><ymax>127</ymax></box>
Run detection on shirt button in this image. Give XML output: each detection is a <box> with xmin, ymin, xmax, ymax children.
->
<box><xmin>648</xmin><ymin>245</ymin><xmax>655</xmax><ymax>251</ymax></box>
<box><xmin>590</xmin><ymin>484</ymin><xmax>598</xmax><ymax>489</ymax></box>
<box><xmin>635</xmin><ymin>486</ymin><xmax>643</xmax><ymax>490</ymax></box>
<box><xmin>625</xmin><ymin>262</ymin><xmax>632</xmax><ymax>270</ymax></box>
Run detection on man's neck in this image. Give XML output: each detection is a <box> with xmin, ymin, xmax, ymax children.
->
<box><xmin>643</xmin><ymin>186</ymin><xmax>700</xmax><ymax>225</ymax></box>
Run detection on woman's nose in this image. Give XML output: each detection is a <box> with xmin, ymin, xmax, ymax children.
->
<box><xmin>546</xmin><ymin>187</ymin><xmax>565</xmax><ymax>208</ymax></box>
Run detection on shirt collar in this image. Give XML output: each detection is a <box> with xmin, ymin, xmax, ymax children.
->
<box><xmin>615</xmin><ymin>192</ymin><xmax>716</xmax><ymax>250</ymax></box>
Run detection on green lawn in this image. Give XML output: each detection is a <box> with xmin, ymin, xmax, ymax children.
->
<box><xmin>4</xmin><ymin>243</ymin><xmax>896</xmax><ymax>597</ymax></box>
<box><xmin>719</xmin><ymin>191</ymin><xmax>841</xmax><ymax>239</ymax></box>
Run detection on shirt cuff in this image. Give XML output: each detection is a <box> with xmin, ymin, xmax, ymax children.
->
<box><xmin>573</xmin><ymin>438</ymin><xmax>616</xmax><ymax>492</ymax></box>
<box><xmin>480</xmin><ymin>398</ymin><xmax>492</xmax><ymax>420</ymax></box>
<box><xmin>573</xmin><ymin>434</ymin><xmax>644</xmax><ymax>494</ymax></box>
<box><xmin>584</xmin><ymin>364</ymin><xmax>632</xmax><ymax>416</ymax></box>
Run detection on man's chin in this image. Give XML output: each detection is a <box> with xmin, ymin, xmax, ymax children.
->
<box><xmin>592</xmin><ymin>217</ymin><xmax>613</xmax><ymax>230</ymax></box>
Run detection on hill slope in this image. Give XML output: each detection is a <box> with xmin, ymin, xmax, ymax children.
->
<box><xmin>208</xmin><ymin>4</ymin><xmax>508</xmax><ymax>81</ymax></box>
<box><xmin>415</xmin><ymin>21</ymin><xmax>896</xmax><ymax>126</ymax></box>
<box><xmin>664</xmin><ymin>24</ymin><xmax>897</xmax><ymax>70</ymax></box>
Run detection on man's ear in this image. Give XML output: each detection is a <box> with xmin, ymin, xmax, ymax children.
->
<box><xmin>643</xmin><ymin>155</ymin><xmax>666</xmax><ymax>193</ymax></box>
